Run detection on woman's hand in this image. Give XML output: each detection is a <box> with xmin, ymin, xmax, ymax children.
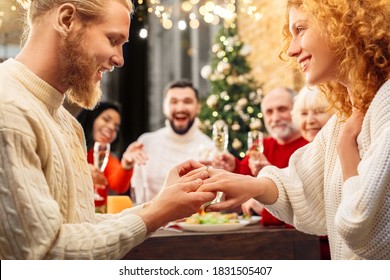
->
<box><xmin>202</xmin><ymin>169</ymin><xmax>261</xmax><ymax>211</ymax></box>
<box><xmin>337</xmin><ymin>109</ymin><xmax>364</xmax><ymax>181</ymax></box>
<box><xmin>121</xmin><ymin>141</ymin><xmax>148</xmax><ymax>170</ymax></box>
<box><xmin>89</xmin><ymin>164</ymin><xmax>107</xmax><ymax>190</ymax></box>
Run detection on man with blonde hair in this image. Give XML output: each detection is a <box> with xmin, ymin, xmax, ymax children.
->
<box><xmin>0</xmin><ymin>0</ymin><xmax>213</xmax><ymax>259</ymax></box>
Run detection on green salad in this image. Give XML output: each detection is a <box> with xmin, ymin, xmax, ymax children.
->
<box><xmin>185</xmin><ymin>212</ymin><xmax>239</xmax><ymax>225</ymax></box>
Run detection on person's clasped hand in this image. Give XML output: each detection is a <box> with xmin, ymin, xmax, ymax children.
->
<box><xmin>197</xmin><ymin>167</ymin><xmax>262</xmax><ymax>212</ymax></box>
<box><xmin>137</xmin><ymin>160</ymin><xmax>215</xmax><ymax>233</ymax></box>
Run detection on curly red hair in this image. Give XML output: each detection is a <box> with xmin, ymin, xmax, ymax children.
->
<box><xmin>280</xmin><ymin>0</ymin><xmax>390</xmax><ymax>118</ymax></box>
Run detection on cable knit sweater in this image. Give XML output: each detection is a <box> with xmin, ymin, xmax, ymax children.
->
<box><xmin>259</xmin><ymin>80</ymin><xmax>390</xmax><ymax>259</ymax></box>
<box><xmin>131</xmin><ymin>120</ymin><xmax>214</xmax><ymax>204</ymax></box>
<box><xmin>0</xmin><ymin>59</ymin><xmax>147</xmax><ymax>259</ymax></box>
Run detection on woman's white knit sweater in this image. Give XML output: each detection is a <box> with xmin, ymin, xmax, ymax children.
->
<box><xmin>0</xmin><ymin>59</ymin><xmax>147</xmax><ymax>259</ymax></box>
<box><xmin>260</xmin><ymin>80</ymin><xmax>390</xmax><ymax>259</ymax></box>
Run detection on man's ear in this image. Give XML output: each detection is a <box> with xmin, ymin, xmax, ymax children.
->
<box><xmin>162</xmin><ymin>100</ymin><xmax>169</xmax><ymax>117</ymax></box>
<box><xmin>54</xmin><ymin>4</ymin><xmax>77</xmax><ymax>37</ymax></box>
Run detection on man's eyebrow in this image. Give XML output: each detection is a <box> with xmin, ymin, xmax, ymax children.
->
<box><xmin>108</xmin><ymin>32</ymin><xmax>129</xmax><ymax>43</ymax></box>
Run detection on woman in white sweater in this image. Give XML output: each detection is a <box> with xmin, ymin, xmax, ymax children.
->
<box><xmin>0</xmin><ymin>0</ymin><xmax>214</xmax><ymax>259</ymax></box>
<box><xmin>200</xmin><ymin>0</ymin><xmax>390</xmax><ymax>259</ymax></box>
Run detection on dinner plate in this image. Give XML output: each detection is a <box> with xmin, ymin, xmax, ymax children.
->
<box><xmin>178</xmin><ymin>220</ymin><xmax>250</xmax><ymax>232</ymax></box>
<box><xmin>238</xmin><ymin>215</ymin><xmax>262</xmax><ymax>225</ymax></box>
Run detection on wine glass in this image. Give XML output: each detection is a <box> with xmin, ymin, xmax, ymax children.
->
<box><xmin>211</xmin><ymin>120</ymin><xmax>229</xmax><ymax>204</ymax></box>
<box><xmin>93</xmin><ymin>142</ymin><xmax>110</xmax><ymax>201</ymax></box>
<box><xmin>212</xmin><ymin>120</ymin><xmax>229</xmax><ymax>154</ymax></box>
<box><xmin>247</xmin><ymin>130</ymin><xmax>264</xmax><ymax>165</ymax></box>
<box><xmin>248</xmin><ymin>130</ymin><xmax>264</xmax><ymax>152</ymax></box>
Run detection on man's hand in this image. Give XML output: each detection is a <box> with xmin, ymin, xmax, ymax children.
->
<box><xmin>136</xmin><ymin>160</ymin><xmax>215</xmax><ymax>234</ymax></box>
<box><xmin>121</xmin><ymin>141</ymin><xmax>148</xmax><ymax>169</ymax></box>
<box><xmin>162</xmin><ymin>159</ymin><xmax>206</xmax><ymax>188</ymax></box>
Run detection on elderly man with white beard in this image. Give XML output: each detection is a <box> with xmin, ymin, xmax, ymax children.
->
<box><xmin>213</xmin><ymin>87</ymin><xmax>308</xmax><ymax>225</ymax></box>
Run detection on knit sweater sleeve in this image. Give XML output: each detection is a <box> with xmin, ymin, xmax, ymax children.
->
<box><xmin>0</xmin><ymin>102</ymin><xmax>146</xmax><ymax>260</ymax></box>
<box><xmin>257</xmin><ymin>118</ymin><xmax>333</xmax><ymax>236</ymax></box>
<box><xmin>334</xmin><ymin>81</ymin><xmax>390</xmax><ymax>259</ymax></box>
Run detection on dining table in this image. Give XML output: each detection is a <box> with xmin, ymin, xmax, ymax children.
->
<box><xmin>122</xmin><ymin>220</ymin><xmax>321</xmax><ymax>260</ymax></box>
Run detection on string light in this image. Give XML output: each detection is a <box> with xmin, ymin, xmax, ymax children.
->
<box><xmin>139</xmin><ymin>28</ymin><xmax>148</xmax><ymax>38</ymax></box>
<box><xmin>0</xmin><ymin>1</ymin><xmax>23</xmax><ymax>47</ymax></box>
<box><xmin>146</xmin><ymin>0</ymin><xmax>261</xmax><ymax>30</ymax></box>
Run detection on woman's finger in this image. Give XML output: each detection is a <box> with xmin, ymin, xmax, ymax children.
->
<box><xmin>204</xmin><ymin>199</ymin><xmax>238</xmax><ymax>212</ymax></box>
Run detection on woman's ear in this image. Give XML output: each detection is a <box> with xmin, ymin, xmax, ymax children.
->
<box><xmin>53</xmin><ymin>4</ymin><xmax>77</xmax><ymax>37</ymax></box>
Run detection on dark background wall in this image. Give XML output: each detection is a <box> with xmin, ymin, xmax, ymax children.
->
<box><xmin>117</xmin><ymin>5</ymin><xmax>149</xmax><ymax>155</ymax></box>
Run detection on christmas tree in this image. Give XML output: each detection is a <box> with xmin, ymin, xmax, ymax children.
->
<box><xmin>198</xmin><ymin>23</ymin><xmax>265</xmax><ymax>159</ymax></box>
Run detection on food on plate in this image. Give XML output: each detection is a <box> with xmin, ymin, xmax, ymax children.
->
<box><xmin>239</xmin><ymin>214</ymin><xmax>262</xmax><ymax>224</ymax></box>
<box><xmin>185</xmin><ymin>211</ymin><xmax>239</xmax><ymax>225</ymax></box>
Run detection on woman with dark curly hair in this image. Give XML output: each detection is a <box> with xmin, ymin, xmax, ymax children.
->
<box><xmin>199</xmin><ymin>0</ymin><xmax>390</xmax><ymax>259</ymax></box>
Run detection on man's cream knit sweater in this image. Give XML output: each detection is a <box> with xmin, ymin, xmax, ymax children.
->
<box><xmin>260</xmin><ymin>80</ymin><xmax>390</xmax><ymax>259</ymax></box>
<box><xmin>0</xmin><ymin>59</ymin><xmax>147</xmax><ymax>259</ymax></box>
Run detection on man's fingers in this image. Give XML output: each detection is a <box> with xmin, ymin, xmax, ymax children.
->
<box><xmin>187</xmin><ymin>190</ymin><xmax>216</xmax><ymax>205</ymax></box>
<box><xmin>176</xmin><ymin>160</ymin><xmax>205</xmax><ymax>176</ymax></box>
<box><xmin>197</xmin><ymin>181</ymin><xmax>220</xmax><ymax>194</ymax></box>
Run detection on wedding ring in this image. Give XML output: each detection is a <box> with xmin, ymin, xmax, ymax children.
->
<box><xmin>206</xmin><ymin>165</ymin><xmax>209</xmax><ymax>171</ymax></box>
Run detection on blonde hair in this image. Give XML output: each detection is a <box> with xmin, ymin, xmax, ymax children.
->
<box><xmin>280</xmin><ymin>0</ymin><xmax>390</xmax><ymax>118</ymax></box>
<box><xmin>291</xmin><ymin>86</ymin><xmax>332</xmax><ymax>126</ymax></box>
<box><xmin>17</xmin><ymin>0</ymin><xmax>133</xmax><ymax>43</ymax></box>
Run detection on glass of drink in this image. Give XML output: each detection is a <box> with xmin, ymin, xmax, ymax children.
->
<box><xmin>93</xmin><ymin>142</ymin><xmax>110</xmax><ymax>202</ymax></box>
<box><xmin>247</xmin><ymin>130</ymin><xmax>264</xmax><ymax>165</ymax></box>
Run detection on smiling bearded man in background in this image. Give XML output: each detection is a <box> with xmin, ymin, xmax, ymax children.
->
<box><xmin>130</xmin><ymin>79</ymin><xmax>215</xmax><ymax>204</ymax></box>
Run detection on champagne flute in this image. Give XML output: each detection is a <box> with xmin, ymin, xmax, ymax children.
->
<box><xmin>212</xmin><ymin>120</ymin><xmax>229</xmax><ymax>154</ymax></box>
<box><xmin>247</xmin><ymin>130</ymin><xmax>264</xmax><ymax>165</ymax></box>
<box><xmin>247</xmin><ymin>130</ymin><xmax>264</xmax><ymax>152</ymax></box>
<box><xmin>93</xmin><ymin>142</ymin><xmax>110</xmax><ymax>201</ymax></box>
<box><xmin>211</xmin><ymin>120</ymin><xmax>229</xmax><ymax>204</ymax></box>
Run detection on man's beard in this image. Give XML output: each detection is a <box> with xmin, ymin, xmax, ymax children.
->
<box><xmin>169</xmin><ymin>117</ymin><xmax>195</xmax><ymax>135</ymax></box>
<box><xmin>59</xmin><ymin>32</ymin><xmax>102</xmax><ymax>110</ymax></box>
<box><xmin>268</xmin><ymin>121</ymin><xmax>295</xmax><ymax>141</ymax></box>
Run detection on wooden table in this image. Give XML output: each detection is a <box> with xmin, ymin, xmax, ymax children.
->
<box><xmin>123</xmin><ymin>223</ymin><xmax>320</xmax><ymax>260</ymax></box>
